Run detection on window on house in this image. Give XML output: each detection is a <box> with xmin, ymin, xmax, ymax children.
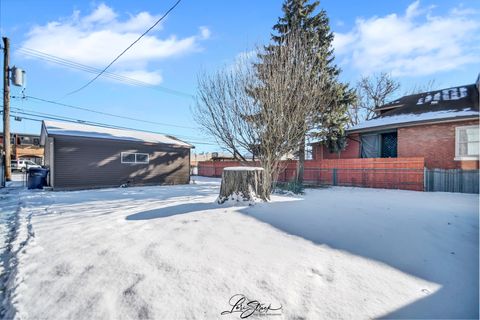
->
<box><xmin>381</xmin><ymin>132</ymin><xmax>397</xmax><ymax>158</ymax></box>
<box><xmin>121</xmin><ymin>152</ymin><xmax>149</xmax><ymax>164</ymax></box>
<box><xmin>20</xmin><ymin>136</ymin><xmax>33</xmax><ymax>145</ymax></box>
<box><xmin>361</xmin><ymin>134</ymin><xmax>380</xmax><ymax>158</ymax></box>
<box><xmin>455</xmin><ymin>126</ymin><xmax>479</xmax><ymax>160</ymax></box>
<box><xmin>361</xmin><ymin>131</ymin><xmax>398</xmax><ymax>158</ymax></box>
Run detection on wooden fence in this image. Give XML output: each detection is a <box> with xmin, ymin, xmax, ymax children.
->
<box><xmin>198</xmin><ymin>158</ymin><xmax>425</xmax><ymax>191</ymax></box>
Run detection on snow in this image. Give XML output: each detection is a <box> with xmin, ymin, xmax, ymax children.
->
<box><xmin>416</xmin><ymin>87</ymin><xmax>468</xmax><ymax>105</ymax></box>
<box><xmin>42</xmin><ymin>120</ymin><xmax>193</xmax><ymax>147</ymax></box>
<box><xmin>223</xmin><ymin>167</ymin><xmax>264</xmax><ymax>171</ymax></box>
<box><xmin>349</xmin><ymin>108</ymin><xmax>479</xmax><ymax>131</ymax></box>
<box><xmin>3</xmin><ymin>178</ymin><xmax>478</xmax><ymax>319</ymax></box>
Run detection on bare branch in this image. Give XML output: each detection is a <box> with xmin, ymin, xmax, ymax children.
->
<box><xmin>348</xmin><ymin>72</ymin><xmax>400</xmax><ymax>125</ymax></box>
<box><xmin>195</xmin><ymin>31</ymin><xmax>329</xmax><ymax>196</ymax></box>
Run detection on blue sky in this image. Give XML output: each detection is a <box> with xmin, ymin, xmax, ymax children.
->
<box><xmin>1</xmin><ymin>0</ymin><xmax>479</xmax><ymax>153</ymax></box>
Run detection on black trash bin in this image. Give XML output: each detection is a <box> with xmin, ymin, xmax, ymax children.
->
<box><xmin>28</xmin><ymin>168</ymin><xmax>49</xmax><ymax>189</ymax></box>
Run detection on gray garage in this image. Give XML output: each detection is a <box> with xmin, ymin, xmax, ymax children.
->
<box><xmin>40</xmin><ymin>120</ymin><xmax>193</xmax><ymax>190</ymax></box>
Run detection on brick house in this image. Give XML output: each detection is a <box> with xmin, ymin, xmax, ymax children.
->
<box><xmin>312</xmin><ymin>77</ymin><xmax>480</xmax><ymax>170</ymax></box>
<box><xmin>0</xmin><ymin>133</ymin><xmax>44</xmax><ymax>164</ymax></box>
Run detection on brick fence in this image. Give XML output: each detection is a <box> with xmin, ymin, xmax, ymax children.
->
<box><xmin>197</xmin><ymin>157</ymin><xmax>425</xmax><ymax>191</ymax></box>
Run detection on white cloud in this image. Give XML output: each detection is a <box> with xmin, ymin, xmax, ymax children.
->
<box><xmin>82</xmin><ymin>3</ymin><xmax>117</xmax><ymax>25</ymax></box>
<box><xmin>199</xmin><ymin>26</ymin><xmax>211</xmax><ymax>40</ymax></box>
<box><xmin>332</xmin><ymin>32</ymin><xmax>355</xmax><ymax>55</ymax></box>
<box><xmin>405</xmin><ymin>0</ymin><xmax>421</xmax><ymax>19</ymax></box>
<box><xmin>333</xmin><ymin>1</ymin><xmax>480</xmax><ymax>77</ymax></box>
<box><xmin>116</xmin><ymin>69</ymin><xmax>163</xmax><ymax>85</ymax></box>
<box><xmin>20</xmin><ymin>3</ymin><xmax>211</xmax><ymax>84</ymax></box>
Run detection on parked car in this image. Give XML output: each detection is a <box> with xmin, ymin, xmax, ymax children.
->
<box><xmin>11</xmin><ymin>159</ymin><xmax>42</xmax><ymax>172</ymax></box>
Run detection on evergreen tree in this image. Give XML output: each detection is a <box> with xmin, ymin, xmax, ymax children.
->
<box><xmin>265</xmin><ymin>0</ymin><xmax>355</xmax><ymax>182</ymax></box>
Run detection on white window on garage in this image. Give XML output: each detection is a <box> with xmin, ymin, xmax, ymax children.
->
<box><xmin>455</xmin><ymin>125</ymin><xmax>479</xmax><ymax>160</ymax></box>
<box><xmin>135</xmin><ymin>153</ymin><xmax>149</xmax><ymax>164</ymax></box>
<box><xmin>121</xmin><ymin>152</ymin><xmax>149</xmax><ymax>164</ymax></box>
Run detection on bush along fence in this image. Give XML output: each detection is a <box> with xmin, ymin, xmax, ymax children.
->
<box><xmin>198</xmin><ymin>158</ymin><xmax>426</xmax><ymax>192</ymax></box>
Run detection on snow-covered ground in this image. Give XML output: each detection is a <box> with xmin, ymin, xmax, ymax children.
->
<box><xmin>2</xmin><ymin>177</ymin><xmax>478</xmax><ymax>319</ymax></box>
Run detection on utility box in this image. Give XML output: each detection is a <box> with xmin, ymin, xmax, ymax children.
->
<box><xmin>11</xmin><ymin>66</ymin><xmax>26</xmax><ymax>87</ymax></box>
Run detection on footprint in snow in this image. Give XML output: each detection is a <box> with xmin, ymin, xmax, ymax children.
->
<box><xmin>311</xmin><ymin>267</ymin><xmax>334</xmax><ymax>282</ymax></box>
<box><xmin>53</xmin><ymin>263</ymin><xmax>71</xmax><ymax>277</ymax></box>
<box><xmin>97</xmin><ymin>249</ymin><xmax>108</xmax><ymax>256</ymax></box>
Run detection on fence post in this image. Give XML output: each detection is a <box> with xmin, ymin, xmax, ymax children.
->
<box><xmin>458</xmin><ymin>169</ymin><xmax>463</xmax><ymax>193</ymax></box>
<box><xmin>0</xmin><ymin>154</ymin><xmax>4</xmax><ymax>188</ymax></box>
<box><xmin>332</xmin><ymin>168</ymin><xmax>337</xmax><ymax>186</ymax></box>
<box><xmin>423</xmin><ymin>167</ymin><xmax>427</xmax><ymax>192</ymax></box>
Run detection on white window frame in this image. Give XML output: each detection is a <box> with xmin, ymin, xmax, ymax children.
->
<box><xmin>121</xmin><ymin>152</ymin><xmax>149</xmax><ymax>164</ymax></box>
<box><xmin>455</xmin><ymin>125</ymin><xmax>479</xmax><ymax>161</ymax></box>
<box><xmin>134</xmin><ymin>153</ymin><xmax>149</xmax><ymax>164</ymax></box>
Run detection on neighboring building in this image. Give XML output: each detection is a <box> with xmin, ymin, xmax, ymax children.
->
<box><xmin>191</xmin><ymin>152</ymin><xmax>258</xmax><ymax>167</ymax></box>
<box><xmin>0</xmin><ymin>133</ymin><xmax>44</xmax><ymax>164</ymax></box>
<box><xmin>312</xmin><ymin>77</ymin><xmax>480</xmax><ymax>170</ymax></box>
<box><xmin>190</xmin><ymin>152</ymin><xmax>234</xmax><ymax>167</ymax></box>
<box><xmin>40</xmin><ymin>120</ymin><xmax>193</xmax><ymax>190</ymax></box>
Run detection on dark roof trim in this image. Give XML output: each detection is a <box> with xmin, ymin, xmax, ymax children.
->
<box><xmin>347</xmin><ymin>115</ymin><xmax>479</xmax><ymax>134</ymax></box>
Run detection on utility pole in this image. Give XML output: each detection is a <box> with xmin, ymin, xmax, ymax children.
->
<box><xmin>3</xmin><ymin>37</ymin><xmax>11</xmax><ymax>181</ymax></box>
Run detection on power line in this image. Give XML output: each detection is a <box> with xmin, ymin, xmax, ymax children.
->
<box><xmin>9</xmin><ymin>106</ymin><xmax>213</xmax><ymax>143</ymax></box>
<box><xmin>2</xmin><ymin>110</ymin><xmax>218</xmax><ymax>146</ymax></box>
<box><xmin>65</xmin><ymin>0</ymin><xmax>182</xmax><ymax>96</ymax></box>
<box><xmin>10</xmin><ymin>96</ymin><xmax>218</xmax><ymax>143</ymax></box>
<box><xmin>17</xmin><ymin>47</ymin><xmax>195</xmax><ymax>99</ymax></box>
<box><xmin>12</xmin><ymin>95</ymin><xmax>197</xmax><ymax>130</ymax></box>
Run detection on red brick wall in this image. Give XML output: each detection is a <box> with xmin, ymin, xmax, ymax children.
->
<box><xmin>312</xmin><ymin>134</ymin><xmax>361</xmax><ymax>160</ymax></box>
<box><xmin>398</xmin><ymin>120</ymin><xmax>479</xmax><ymax>169</ymax></box>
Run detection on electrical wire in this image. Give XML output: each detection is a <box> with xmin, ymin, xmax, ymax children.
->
<box><xmin>17</xmin><ymin>47</ymin><xmax>195</xmax><ymax>99</ymax></box>
<box><xmin>65</xmin><ymin>0</ymin><xmax>182</xmax><ymax>96</ymax></box>
<box><xmin>11</xmin><ymin>95</ymin><xmax>197</xmax><ymax>130</ymax></box>
<box><xmin>3</xmin><ymin>108</ymin><xmax>218</xmax><ymax>146</ymax></box>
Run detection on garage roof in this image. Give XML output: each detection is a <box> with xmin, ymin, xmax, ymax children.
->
<box><xmin>41</xmin><ymin>120</ymin><xmax>193</xmax><ymax>148</ymax></box>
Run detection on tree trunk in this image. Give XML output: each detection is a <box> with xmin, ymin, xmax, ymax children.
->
<box><xmin>296</xmin><ymin>134</ymin><xmax>305</xmax><ymax>184</ymax></box>
<box><xmin>217</xmin><ymin>167</ymin><xmax>267</xmax><ymax>204</ymax></box>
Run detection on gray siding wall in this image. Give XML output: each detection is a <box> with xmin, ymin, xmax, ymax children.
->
<box><xmin>52</xmin><ymin>136</ymin><xmax>190</xmax><ymax>190</ymax></box>
<box><xmin>44</xmin><ymin>137</ymin><xmax>54</xmax><ymax>187</ymax></box>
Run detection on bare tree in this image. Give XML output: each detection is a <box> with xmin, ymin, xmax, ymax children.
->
<box><xmin>195</xmin><ymin>65</ymin><xmax>254</xmax><ymax>161</ymax></box>
<box><xmin>347</xmin><ymin>74</ymin><xmax>439</xmax><ymax>126</ymax></box>
<box><xmin>195</xmin><ymin>32</ymin><xmax>329</xmax><ymax>198</ymax></box>
<box><xmin>404</xmin><ymin>79</ymin><xmax>437</xmax><ymax>95</ymax></box>
<box><xmin>348</xmin><ymin>72</ymin><xmax>400</xmax><ymax>126</ymax></box>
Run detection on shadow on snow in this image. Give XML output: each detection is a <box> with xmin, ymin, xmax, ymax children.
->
<box><xmin>126</xmin><ymin>202</ymin><xmax>220</xmax><ymax>220</ymax></box>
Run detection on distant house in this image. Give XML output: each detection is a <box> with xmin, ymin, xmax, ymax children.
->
<box><xmin>312</xmin><ymin>76</ymin><xmax>480</xmax><ymax>170</ymax></box>
<box><xmin>40</xmin><ymin>121</ymin><xmax>193</xmax><ymax>190</ymax></box>
<box><xmin>0</xmin><ymin>133</ymin><xmax>44</xmax><ymax>164</ymax></box>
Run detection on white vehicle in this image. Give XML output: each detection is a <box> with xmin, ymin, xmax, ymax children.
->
<box><xmin>11</xmin><ymin>159</ymin><xmax>42</xmax><ymax>172</ymax></box>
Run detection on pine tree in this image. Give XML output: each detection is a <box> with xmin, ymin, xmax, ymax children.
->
<box><xmin>266</xmin><ymin>0</ymin><xmax>355</xmax><ymax>182</ymax></box>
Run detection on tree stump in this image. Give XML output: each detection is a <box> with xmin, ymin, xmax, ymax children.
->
<box><xmin>217</xmin><ymin>167</ymin><xmax>266</xmax><ymax>204</ymax></box>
